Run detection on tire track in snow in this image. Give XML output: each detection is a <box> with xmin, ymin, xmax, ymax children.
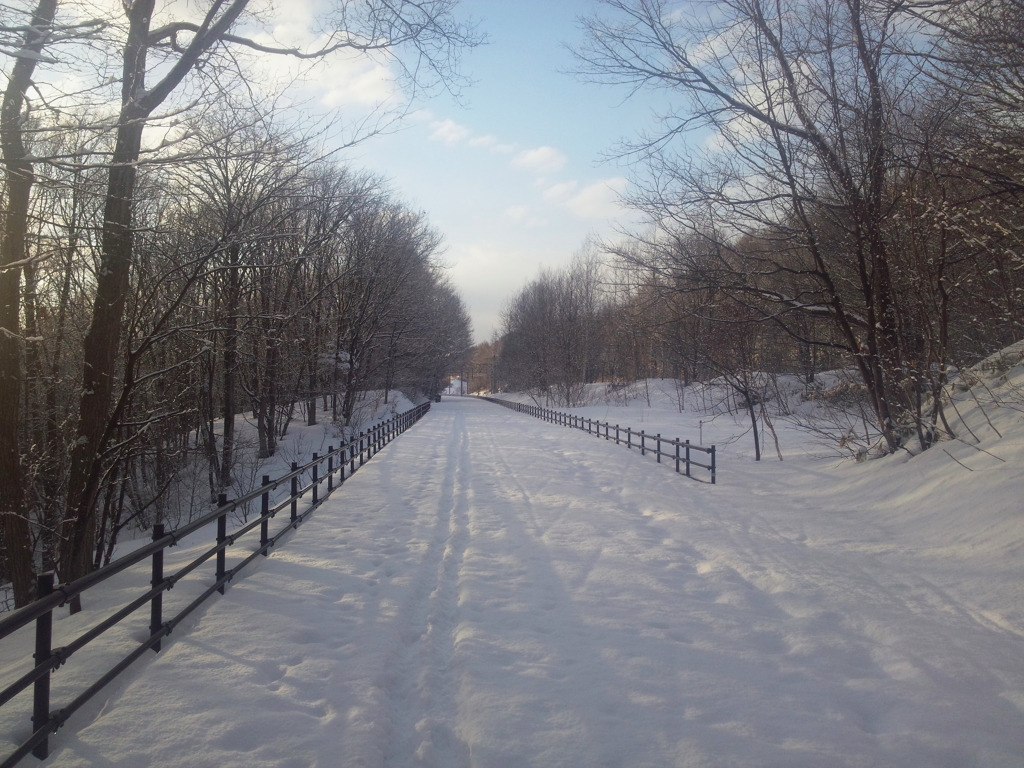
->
<box><xmin>381</xmin><ymin>406</ymin><xmax>471</xmax><ymax>768</ymax></box>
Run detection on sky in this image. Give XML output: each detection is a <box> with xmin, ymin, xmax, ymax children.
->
<box><xmin>324</xmin><ymin>0</ymin><xmax>664</xmax><ymax>343</ymax></box>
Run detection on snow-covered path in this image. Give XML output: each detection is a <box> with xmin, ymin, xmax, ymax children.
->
<box><xmin>33</xmin><ymin>398</ymin><xmax>1024</xmax><ymax>767</ymax></box>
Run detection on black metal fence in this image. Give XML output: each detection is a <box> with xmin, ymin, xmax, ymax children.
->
<box><xmin>0</xmin><ymin>401</ymin><xmax>431</xmax><ymax>767</ymax></box>
<box><xmin>477</xmin><ymin>396</ymin><xmax>716</xmax><ymax>484</ymax></box>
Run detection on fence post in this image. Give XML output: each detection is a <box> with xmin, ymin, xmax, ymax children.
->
<box><xmin>685</xmin><ymin>440</ymin><xmax>691</xmax><ymax>478</ymax></box>
<box><xmin>657</xmin><ymin>434</ymin><xmax>661</xmax><ymax>463</ymax></box>
<box><xmin>31</xmin><ymin>572</ymin><xmax>54</xmax><ymax>760</ymax></box>
<box><xmin>350</xmin><ymin>441</ymin><xmax>356</xmax><ymax>475</ymax></box>
<box><xmin>327</xmin><ymin>447</ymin><xmax>334</xmax><ymax>493</ymax></box>
<box><xmin>260</xmin><ymin>475</ymin><xmax>271</xmax><ymax>555</ymax></box>
<box><xmin>616</xmin><ymin>425</ymin><xmax>620</xmax><ymax>444</ymax></box>
<box><xmin>675</xmin><ymin>441</ymin><xmax>680</xmax><ymax>473</ymax></box>
<box><xmin>360</xmin><ymin>431</ymin><xmax>365</xmax><ymax>466</ymax></box>
<box><xmin>311</xmin><ymin>453</ymin><xmax>319</xmax><ymax>505</ymax></box>
<box><xmin>150</xmin><ymin>524</ymin><xmax>164</xmax><ymax>651</ymax></box>
<box><xmin>711</xmin><ymin>445</ymin><xmax>716</xmax><ymax>485</ymax></box>
<box><xmin>641</xmin><ymin>430</ymin><xmax>645</xmax><ymax>456</ymax></box>
<box><xmin>216</xmin><ymin>493</ymin><xmax>228</xmax><ymax>595</ymax></box>
<box><xmin>290</xmin><ymin>463</ymin><xmax>298</xmax><ymax>521</ymax></box>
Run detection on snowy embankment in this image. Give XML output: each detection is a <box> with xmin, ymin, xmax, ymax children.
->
<box><xmin>487</xmin><ymin>351</ymin><xmax>1024</xmax><ymax>641</ymax></box>
<box><xmin>2</xmin><ymin>363</ymin><xmax>1024</xmax><ymax>767</ymax></box>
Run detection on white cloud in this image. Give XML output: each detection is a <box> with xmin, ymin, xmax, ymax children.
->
<box><xmin>430</xmin><ymin>118</ymin><xmax>471</xmax><ymax>145</ymax></box>
<box><xmin>502</xmin><ymin>205</ymin><xmax>531</xmax><ymax>223</ymax></box>
<box><xmin>317</xmin><ymin>57</ymin><xmax>399</xmax><ymax>108</ymax></box>
<box><xmin>467</xmin><ymin>135</ymin><xmax>518</xmax><ymax>154</ymax></box>
<box><xmin>564</xmin><ymin>177</ymin><xmax>629</xmax><ymax>219</ymax></box>
<box><xmin>502</xmin><ymin>205</ymin><xmax>548</xmax><ymax>228</ymax></box>
<box><xmin>542</xmin><ymin>181</ymin><xmax>578</xmax><ymax>202</ymax></box>
<box><xmin>511</xmin><ymin>146</ymin><xmax>568</xmax><ymax>173</ymax></box>
<box><xmin>538</xmin><ymin>178</ymin><xmax>629</xmax><ymax>220</ymax></box>
<box><xmin>238</xmin><ymin>23</ymin><xmax>402</xmax><ymax>111</ymax></box>
<box><xmin>423</xmin><ymin>123</ymin><xmax>521</xmax><ymax>156</ymax></box>
<box><xmin>448</xmin><ymin>241</ymin><xmax>555</xmax><ymax>341</ymax></box>
<box><xmin>228</xmin><ymin>0</ymin><xmax>404</xmax><ymax>111</ymax></box>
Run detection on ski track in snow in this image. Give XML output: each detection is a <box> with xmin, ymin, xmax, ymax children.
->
<box><xmin>380</xmin><ymin>405</ymin><xmax>471</xmax><ymax>768</ymax></box>
<box><xmin>2</xmin><ymin>397</ymin><xmax>1023</xmax><ymax>767</ymax></box>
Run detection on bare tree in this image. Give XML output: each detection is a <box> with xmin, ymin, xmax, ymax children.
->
<box><xmin>0</xmin><ymin>0</ymin><xmax>108</xmax><ymax>607</ymax></box>
<box><xmin>28</xmin><ymin>0</ymin><xmax>481</xmax><ymax>605</ymax></box>
<box><xmin>496</xmin><ymin>255</ymin><xmax>605</xmax><ymax>406</ymax></box>
<box><xmin>574</xmin><ymin>0</ymin><xmax>976</xmax><ymax>453</ymax></box>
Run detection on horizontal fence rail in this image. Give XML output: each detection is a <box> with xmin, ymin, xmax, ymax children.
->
<box><xmin>0</xmin><ymin>401</ymin><xmax>431</xmax><ymax>768</ymax></box>
<box><xmin>477</xmin><ymin>396</ymin><xmax>716</xmax><ymax>484</ymax></box>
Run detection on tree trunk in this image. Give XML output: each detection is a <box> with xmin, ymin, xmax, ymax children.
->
<box><xmin>220</xmin><ymin>243</ymin><xmax>240</xmax><ymax>490</ymax></box>
<box><xmin>60</xmin><ymin>0</ymin><xmax>155</xmax><ymax>604</ymax></box>
<box><xmin>60</xmin><ymin>116</ymin><xmax>145</xmax><ymax>598</ymax></box>
<box><xmin>742</xmin><ymin>389</ymin><xmax>761</xmax><ymax>462</ymax></box>
<box><xmin>0</xmin><ymin>0</ymin><xmax>59</xmax><ymax>607</ymax></box>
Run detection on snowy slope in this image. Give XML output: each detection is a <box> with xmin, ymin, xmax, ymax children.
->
<box><xmin>2</xmin><ymin>380</ymin><xmax>1021</xmax><ymax>767</ymax></box>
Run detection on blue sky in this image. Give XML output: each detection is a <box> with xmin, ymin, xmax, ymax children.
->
<box><xmin>336</xmin><ymin>0</ymin><xmax>664</xmax><ymax>342</ymax></box>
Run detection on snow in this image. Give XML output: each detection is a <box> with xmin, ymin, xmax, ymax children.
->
<box><xmin>3</xmin><ymin>369</ymin><xmax>1024</xmax><ymax>767</ymax></box>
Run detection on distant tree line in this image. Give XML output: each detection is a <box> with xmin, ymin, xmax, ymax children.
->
<box><xmin>0</xmin><ymin>0</ymin><xmax>477</xmax><ymax>607</ymax></box>
<box><xmin>491</xmin><ymin>0</ymin><xmax>1023</xmax><ymax>460</ymax></box>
